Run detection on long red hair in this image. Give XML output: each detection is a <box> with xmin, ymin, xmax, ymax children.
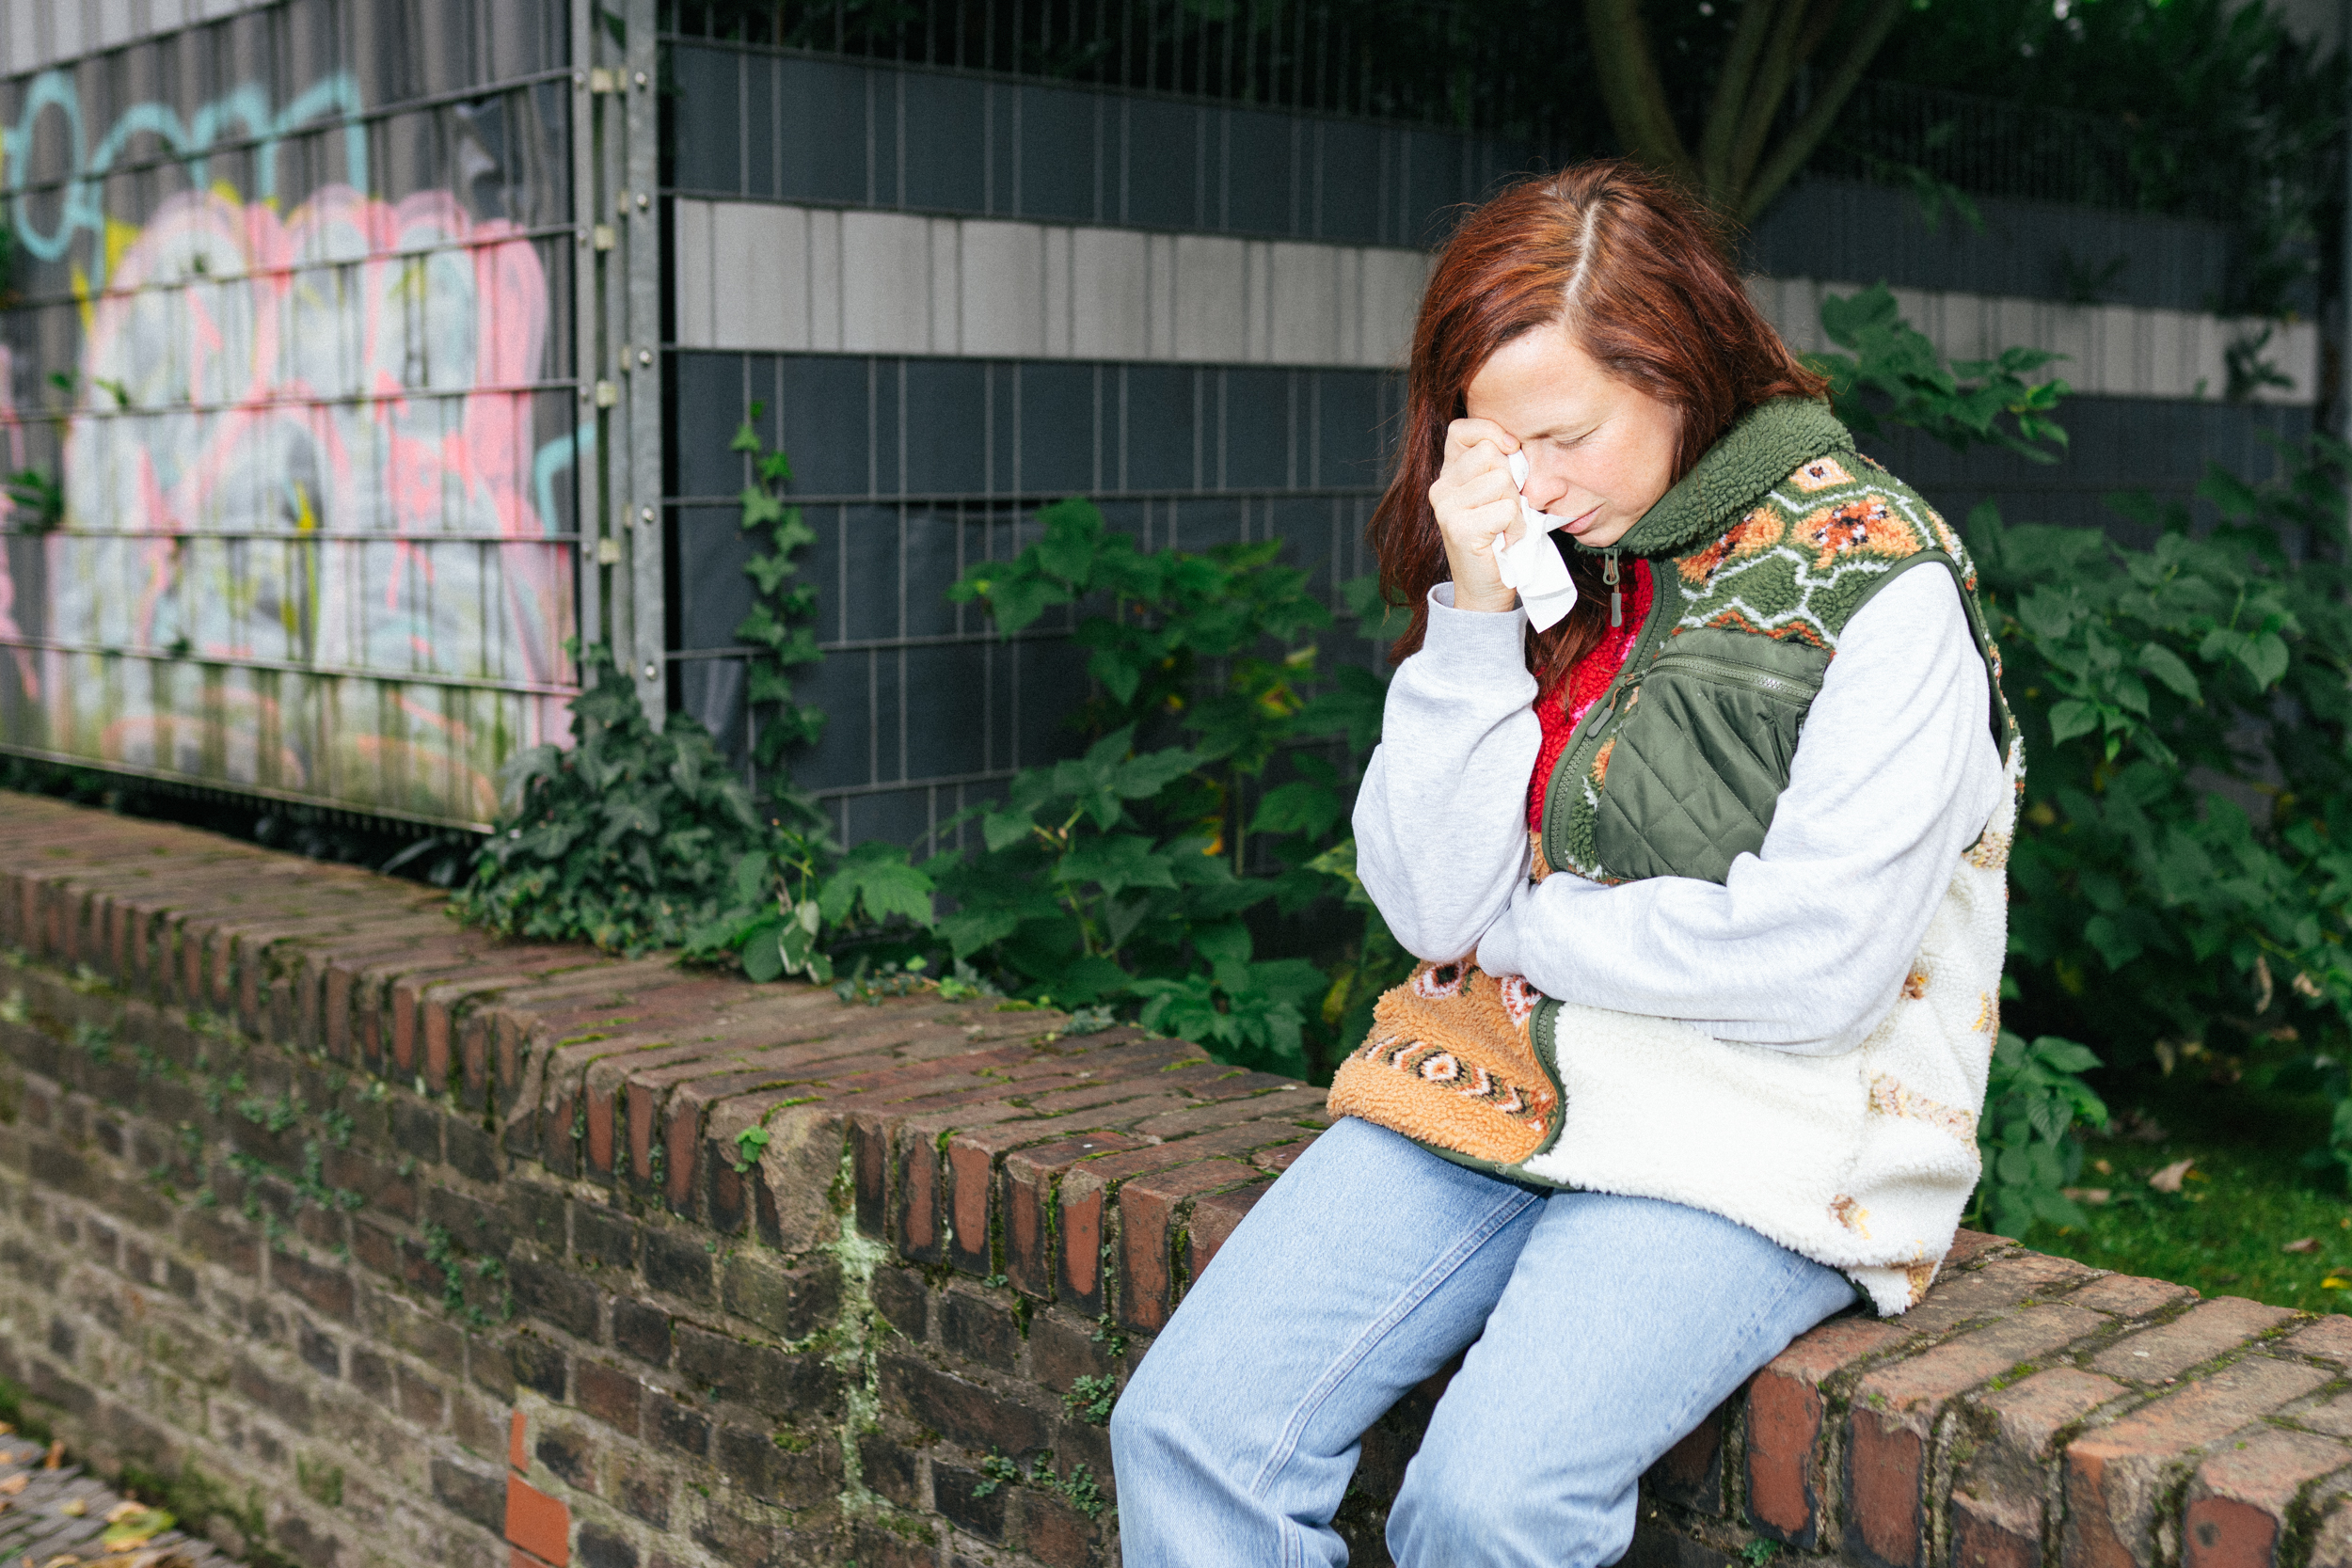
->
<box><xmin>1371</xmin><ymin>161</ymin><xmax>1829</xmax><ymax>693</ymax></box>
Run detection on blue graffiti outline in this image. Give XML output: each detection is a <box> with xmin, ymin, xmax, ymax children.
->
<box><xmin>5</xmin><ymin>69</ymin><xmax>369</xmax><ymax>288</ymax></box>
<box><xmin>533</xmin><ymin>422</ymin><xmax>597</xmax><ymax>540</ymax></box>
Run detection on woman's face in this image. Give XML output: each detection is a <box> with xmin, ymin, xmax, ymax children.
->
<box><xmin>1462</xmin><ymin>318</ymin><xmax>1681</xmax><ymax>551</ymax></box>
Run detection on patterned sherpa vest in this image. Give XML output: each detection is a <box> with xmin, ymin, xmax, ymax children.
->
<box><xmin>1329</xmin><ymin>398</ymin><xmax>2026</xmax><ymax>1315</ymax></box>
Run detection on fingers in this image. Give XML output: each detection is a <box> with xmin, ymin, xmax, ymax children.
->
<box><xmin>1443</xmin><ymin>418</ymin><xmax>1519</xmax><ymax>462</ymax></box>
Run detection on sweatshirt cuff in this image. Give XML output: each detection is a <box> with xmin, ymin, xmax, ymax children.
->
<box><xmin>1419</xmin><ymin>583</ymin><xmax>1532</xmax><ymax>675</ymax></box>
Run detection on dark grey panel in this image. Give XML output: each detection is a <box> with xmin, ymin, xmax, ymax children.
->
<box><xmin>1123</xmin><ymin>98</ymin><xmax>1200</xmax><ymax>230</ymax></box>
<box><xmin>839</xmin><ymin>787</ymin><xmax>935</xmax><ymax>855</ymax></box>
<box><xmin>840</xmin><ymin>504</ymin><xmax>902</xmax><ymax>643</ymax></box>
<box><xmin>772</xmin><ymin>355</ymin><xmax>874</xmax><ymax>496</ymax></box>
<box><xmin>1222</xmin><ymin>108</ymin><xmax>1294</xmax><ymax>237</ymax></box>
<box><xmin>1314</xmin><ymin>372</ymin><xmax>1389</xmax><ymax>489</ymax></box>
<box><xmin>1122</xmin><ymin>366</ymin><xmax>1198</xmax><ymax>492</ymax></box>
<box><xmin>1221</xmin><ymin>369</ymin><xmax>1292</xmax><ymax>491</ymax></box>
<box><xmin>797</xmin><ymin>650</ymin><xmax>873</xmax><ymax>789</ymax></box>
<box><xmin>1018</xmin><ymin>363</ymin><xmax>1098</xmax><ymax>496</ymax></box>
<box><xmin>1018</xmin><ymin>86</ymin><xmax>1099</xmax><ymax>222</ymax></box>
<box><xmin>773</xmin><ymin>55</ymin><xmax>871</xmax><ymax>207</ymax></box>
<box><xmin>676</xmin><ymin>504</ymin><xmax>758</xmax><ymax>655</ymax></box>
<box><xmin>901</xmin><ymin>360</ymin><xmax>991</xmax><ymax>496</ymax></box>
<box><xmin>674</xmin><ymin>354</ymin><xmax>751</xmax><ymax>500</ymax></box>
<box><xmin>1163</xmin><ymin>496</ymin><xmax>1246</xmax><ymax>552</ymax></box>
<box><xmin>670</xmin><ymin>44</ymin><xmax>741</xmax><ymax>195</ymax></box>
<box><xmin>902</xmin><ymin>512</ymin><xmax>966</xmax><ymax>640</ymax></box>
<box><xmin>902</xmin><ymin>641</ymin><xmax>991</xmax><ymax>780</ymax></box>
<box><xmin>903</xmin><ymin>72</ymin><xmax>988</xmax><ymax>214</ymax></box>
<box><xmin>743</xmin><ymin>52</ymin><xmax>775</xmax><ymax>198</ymax></box>
<box><xmin>1746</xmin><ymin>176</ymin><xmax>2234</xmax><ymax>314</ymax></box>
<box><xmin>1316</xmin><ymin>119</ymin><xmax>1383</xmax><ymax>244</ymax></box>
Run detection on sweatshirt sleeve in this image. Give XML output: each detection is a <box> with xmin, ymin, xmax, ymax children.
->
<box><xmin>1352</xmin><ymin>584</ymin><xmax>1539</xmax><ymax>964</ymax></box>
<box><xmin>1471</xmin><ymin>564</ymin><xmax>2005</xmax><ymax>1056</ymax></box>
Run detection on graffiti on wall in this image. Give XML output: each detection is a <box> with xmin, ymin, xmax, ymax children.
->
<box><xmin>0</xmin><ymin>64</ymin><xmax>579</xmax><ymax>826</ymax></box>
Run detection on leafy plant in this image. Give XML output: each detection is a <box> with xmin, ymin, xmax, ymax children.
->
<box><xmin>1807</xmin><ymin>283</ymin><xmax>2070</xmax><ymax>464</ymax></box>
<box><xmin>1973</xmin><ymin>1030</ymin><xmax>2111</xmax><ymax>1235</ymax></box>
<box><xmin>941</xmin><ymin>499</ymin><xmax>1400</xmax><ymax>1076</ymax></box>
<box><xmin>731</xmin><ymin>406</ymin><xmax>826</xmax><ymax>785</ymax></box>
<box><xmin>1971</xmin><ymin>432</ymin><xmax>2352</xmax><ymax>1181</ymax></box>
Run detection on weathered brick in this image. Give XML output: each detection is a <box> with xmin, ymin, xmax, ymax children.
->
<box><xmin>1898</xmin><ymin>1252</ymin><xmax>2097</xmax><ymax>1339</ymax></box>
<box><xmin>1184</xmin><ymin>1178</ymin><xmax>1271</xmax><ymax>1293</ymax></box>
<box><xmin>647</xmin><ymin>1394</ymin><xmax>711</xmax><ymax>1459</ymax></box>
<box><xmin>1018</xmin><ymin>1483</ymin><xmax>1104</xmax><ymax>1568</ymax></box>
<box><xmin>536</xmin><ymin>1422</ymin><xmax>597</xmax><ymax>1492</ymax></box>
<box><xmin>675</xmin><ymin>1324</ymin><xmax>837</xmax><ymax>1416</ymax></box>
<box><xmin>512</xmin><ymin>1336</ymin><xmax>568</xmax><ymax>1401</ymax></box>
<box><xmin>2182</xmin><ymin>1427</ymin><xmax>2352</xmax><ymax>1568</ymax></box>
<box><xmin>880</xmin><ymin>1348</ymin><xmax>1050</xmax><ymax>1457</ymax></box>
<box><xmin>1119</xmin><ymin>1158</ymin><xmax>1262</xmax><ymax>1332</ymax></box>
<box><xmin>997</xmin><ymin>1132</ymin><xmax>1144</xmax><ymax>1302</ymax></box>
<box><xmin>940</xmin><ymin>1288</ymin><xmax>1023</xmax><ymax>1372</ymax></box>
<box><xmin>642</xmin><ymin>1226</ymin><xmax>713</xmax><ymax>1304</ymax></box>
<box><xmin>1849</xmin><ymin>1305</ymin><xmax>2106</xmax><ymax>1568</ymax></box>
<box><xmin>433</xmin><ymin>1454</ymin><xmax>506</xmax><ymax>1532</ymax></box>
<box><xmin>1748</xmin><ymin>1317</ymin><xmax>1909</xmax><ymax>1547</ymax></box>
<box><xmin>1648</xmin><ymin>1405</ymin><xmax>1728</xmax><ymax>1516</ymax></box>
<box><xmin>510</xmin><ymin>1248</ymin><xmax>601</xmax><ymax>1341</ymax></box>
<box><xmin>271</xmin><ymin>1245</ymin><xmax>355</xmax><ymax>1323</ymax></box>
<box><xmin>933</xmin><ymin>1460</ymin><xmax>1009</xmax><ymax>1541</ymax></box>
<box><xmin>612</xmin><ymin>1298</ymin><xmax>671</xmax><ymax>1366</ymax></box>
<box><xmin>618</xmin><ymin>1463</ymin><xmax>672</xmax><ymax>1528</ymax></box>
<box><xmin>573</xmin><ymin>1204</ymin><xmax>638</xmax><ymax>1268</ymax></box>
<box><xmin>2067</xmin><ymin>1275</ymin><xmax>2197</xmax><ymax>1320</ymax></box>
<box><xmin>720</xmin><ymin>1252</ymin><xmax>838</xmax><ymax>1341</ymax></box>
<box><xmin>2281</xmin><ymin>1316</ymin><xmax>2352</xmax><ymax>1365</ymax></box>
<box><xmin>870</xmin><ymin>1263</ymin><xmax>930</xmax><ymax>1343</ymax></box>
<box><xmin>577</xmin><ymin>1357</ymin><xmax>644</xmax><ymax>1437</ymax></box>
<box><xmin>1954</xmin><ymin>1366</ymin><xmax>2129</xmax><ymax>1568</ymax></box>
<box><xmin>2089</xmin><ymin>1298</ymin><xmax>2294</xmax><ymax>1385</ymax></box>
<box><xmin>2065</xmin><ymin>1357</ymin><xmax>2330</xmax><ymax>1568</ymax></box>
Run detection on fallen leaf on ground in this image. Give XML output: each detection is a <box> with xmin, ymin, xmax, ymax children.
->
<box><xmin>2285</xmin><ymin>1238</ymin><xmax>2322</xmax><ymax>1253</ymax></box>
<box><xmin>2149</xmin><ymin>1159</ymin><xmax>2196</xmax><ymax>1193</ymax></box>
<box><xmin>2</xmin><ymin>1472</ymin><xmax>33</xmax><ymax>1493</ymax></box>
<box><xmin>59</xmin><ymin>1497</ymin><xmax>87</xmax><ymax>1517</ymax></box>
<box><xmin>102</xmin><ymin>1503</ymin><xmax>142</xmax><ymax>1526</ymax></box>
<box><xmin>43</xmin><ymin>1440</ymin><xmax>62</xmax><ymax>1469</ymax></box>
<box><xmin>2092</xmin><ymin>1159</ymin><xmax>2113</xmax><ymax>1175</ymax></box>
<box><xmin>99</xmin><ymin>1508</ymin><xmax>172</xmax><ymax>1549</ymax></box>
<box><xmin>2061</xmin><ymin>1187</ymin><xmax>2111</xmax><ymax>1206</ymax></box>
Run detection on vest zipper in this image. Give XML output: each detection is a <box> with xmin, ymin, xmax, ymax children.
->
<box><xmin>1537</xmin><ymin>558</ymin><xmax>1679</xmax><ymax>875</ymax></box>
<box><xmin>1604</xmin><ymin>549</ymin><xmax>1622</xmax><ymax>628</ymax></box>
<box><xmin>1647</xmin><ymin>651</ymin><xmax>1823</xmax><ymax>702</ymax></box>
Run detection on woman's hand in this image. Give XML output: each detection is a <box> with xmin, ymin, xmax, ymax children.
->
<box><xmin>1429</xmin><ymin>419</ymin><xmax>1524</xmax><ymax>614</ymax></box>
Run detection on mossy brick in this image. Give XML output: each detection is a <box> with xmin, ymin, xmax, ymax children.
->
<box><xmin>576</xmin><ymin>1521</ymin><xmax>639</xmax><ymax>1568</ymax></box>
<box><xmin>932</xmin><ymin>1460</ymin><xmax>1009</xmax><ymax>1540</ymax></box>
<box><xmin>424</xmin><ymin>1184</ymin><xmax>514</xmax><ymax>1259</ymax></box>
<box><xmin>2065</xmin><ymin>1357</ymin><xmax>2331</xmax><ymax>1568</ymax></box>
<box><xmin>444</xmin><ymin>1117</ymin><xmax>498</xmax><ymax>1182</ymax></box>
<box><xmin>181</xmin><ymin>1206</ymin><xmax>260</xmax><ymax>1275</ymax></box>
<box><xmin>511</xmin><ymin>1335</ymin><xmax>567</xmax><ymax>1401</ymax></box>
<box><xmin>568</xmin><ymin>1204</ymin><xmax>636</xmax><ymax>1270</ymax></box>
<box><xmin>674</xmin><ymin>1324</ymin><xmax>839</xmax><ymax>1416</ymax></box>
<box><xmin>939</xmin><ymin>1287</ymin><xmax>1022</xmax><ymax>1373</ymax></box>
<box><xmin>389</xmin><ymin>1097</ymin><xmax>442</xmax><ymax>1164</ymax></box>
<box><xmin>1887</xmin><ymin>1252</ymin><xmax>2097</xmax><ymax>1341</ymax></box>
<box><xmin>2089</xmin><ymin>1298</ymin><xmax>2296</xmax><ymax>1386</ymax></box>
<box><xmin>511</xmin><ymin>1245</ymin><xmax>601</xmax><ymax>1340</ymax></box>
<box><xmin>469</xmin><ymin>1335</ymin><xmax>517</xmax><ymax>1401</ymax></box>
<box><xmin>1119</xmin><ymin>1158</ymin><xmax>1263</xmax><ymax>1333</ymax></box>
<box><xmin>993</xmin><ymin>1128</ymin><xmax>1138</xmax><ymax>1297</ymax></box>
<box><xmin>879</xmin><ymin>1348</ymin><xmax>1050</xmax><ymax>1458</ymax></box>
<box><xmin>2181</xmin><ymin>1427</ymin><xmax>2352</xmax><ymax>1568</ymax></box>
<box><xmin>349</xmin><ymin>1344</ymin><xmax>394</xmax><ymax>1405</ymax></box>
<box><xmin>647</xmin><ymin>1393</ymin><xmax>711</xmax><ymax>1459</ymax></box>
<box><xmin>577</xmin><ymin>1357</ymin><xmax>644</xmax><ymax>1436</ymax></box>
<box><xmin>231</xmin><ymin>1352</ymin><xmax>315</xmax><ymax>1432</ymax></box>
<box><xmin>642</xmin><ymin>1226</ymin><xmax>714</xmax><ymax>1304</ymax></box>
<box><xmin>1748</xmin><ymin>1316</ymin><xmax>1910</xmax><ymax>1548</ymax></box>
<box><xmin>869</xmin><ymin>1262</ymin><xmax>930</xmax><ymax>1343</ymax></box>
<box><xmin>2065</xmin><ymin>1274</ymin><xmax>2197</xmax><ymax>1320</ymax></box>
<box><xmin>618</xmin><ymin>1462</ymin><xmax>672</xmax><ymax>1527</ymax></box>
<box><xmin>1016</xmin><ymin>1483</ymin><xmax>1104</xmax><ymax>1568</ymax></box>
<box><xmin>1848</xmin><ymin>1304</ymin><xmax>2106</xmax><ymax>1568</ymax></box>
<box><xmin>1184</xmin><ymin>1178</ymin><xmax>1271</xmax><ymax>1291</ymax></box>
<box><xmin>270</xmin><ymin>1245</ymin><xmax>356</xmax><ymax>1323</ymax></box>
<box><xmin>1028</xmin><ymin>1307</ymin><xmax>1122</xmax><ymax>1395</ymax></box>
<box><xmin>720</xmin><ymin>1253</ymin><xmax>838</xmax><ymax>1341</ymax></box>
<box><xmin>714</xmin><ymin>1420</ymin><xmax>838</xmax><ymax>1508</ymax></box>
<box><xmin>611</xmin><ymin>1297</ymin><xmax>671</xmax><ymax>1367</ymax></box>
<box><xmin>396</xmin><ymin>1367</ymin><xmax>449</xmax><ymax>1428</ymax></box>
<box><xmin>535</xmin><ymin>1420</ymin><xmax>597</xmax><ymax>1491</ymax></box>
<box><xmin>432</xmin><ymin>1453</ymin><xmax>506</xmax><ymax>1532</ymax></box>
<box><xmin>1646</xmin><ymin>1404</ymin><xmax>1729</xmax><ymax>1517</ymax></box>
<box><xmin>501</xmin><ymin>1180</ymin><xmax>567</xmax><ymax>1253</ymax></box>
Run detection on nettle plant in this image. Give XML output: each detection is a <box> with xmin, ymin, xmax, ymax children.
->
<box><xmin>938</xmin><ymin>499</ymin><xmax>1395</xmax><ymax>1077</ymax></box>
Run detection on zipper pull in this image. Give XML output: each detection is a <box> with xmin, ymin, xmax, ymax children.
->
<box><xmin>1604</xmin><ymin>550</ymin><xmax>1622</xmax><ymax>628</ymax></box>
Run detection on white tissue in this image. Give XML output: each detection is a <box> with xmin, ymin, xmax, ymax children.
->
<box><xmin>1499</xmin><ymin>451</ymin><xmax>1578</xmax><ymax>632</ymax></box>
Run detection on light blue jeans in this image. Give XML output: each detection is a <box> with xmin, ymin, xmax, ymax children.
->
<box><xmin>1108</xmin><ymin>1117</ymin><xmax>1856</xmax><ymax>1567</ymax></box>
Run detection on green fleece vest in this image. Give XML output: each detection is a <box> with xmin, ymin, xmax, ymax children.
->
<box><xmin>1534</xmin><ymin>399</ymin><xmax>2019</xmax><ymax>887</ymax></box>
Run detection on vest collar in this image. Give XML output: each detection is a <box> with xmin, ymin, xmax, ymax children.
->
<box><xmin>1578</xmin><ymin>398</ymin><xmax>1853</xmax><ymax>561</ymax></box>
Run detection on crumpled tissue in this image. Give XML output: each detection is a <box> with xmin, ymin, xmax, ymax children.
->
<box><xmin>1497</xmin><ymin>450</ymin><xmax>1577</xmax><ymax>632</ymax></box>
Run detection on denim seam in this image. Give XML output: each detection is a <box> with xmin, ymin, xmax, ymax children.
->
<box><xmin>1251</xmin><ymin>1183</ymin><xmax>1540</xmax><ymax>1563</ymax></box>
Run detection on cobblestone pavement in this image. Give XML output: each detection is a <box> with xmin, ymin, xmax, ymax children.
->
<box><xmin>0</xmin><ymin>1434</ymin><xmax>228</xmax><ymax>1568</ymax></box>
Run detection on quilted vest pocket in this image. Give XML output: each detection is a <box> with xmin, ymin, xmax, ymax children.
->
<box><xmin>1591</xmin><ymin>628</ymin><xmax>1830</xmax><ymax>884</ymax></box>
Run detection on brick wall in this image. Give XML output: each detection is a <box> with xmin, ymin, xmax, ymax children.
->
<box><xmin>0</xmin><ymin>795</ymin><xmax>2347</xmax><ymax>1568</ymax></box>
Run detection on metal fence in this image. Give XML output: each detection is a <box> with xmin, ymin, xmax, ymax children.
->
<box><xmin>0</xmin><ymin>0</ymin><xmax>661</xmax><ymax>832</ymax></box>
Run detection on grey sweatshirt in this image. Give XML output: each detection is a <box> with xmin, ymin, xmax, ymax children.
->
<box><xmin>1354</xmin><ymin>566</ymin><xmax>2004</xmax><ymax>1057</ymax></box>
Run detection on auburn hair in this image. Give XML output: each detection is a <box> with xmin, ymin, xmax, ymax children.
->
<box><xmin>1370</xmin><ymin>161</ymin><xmax>1829</xmax><ymax>695</ymax></box>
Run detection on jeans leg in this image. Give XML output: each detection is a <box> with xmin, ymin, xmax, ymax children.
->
<box><xmin>1388</xmin><ymin>1191</ymin><xmax>1857</xmax><ymax>1568</ymax></box>
<box><xmin>1110</xmin><ymin>1118</ymin><xmax>1546</xmax><ymax>1568</ymax></box>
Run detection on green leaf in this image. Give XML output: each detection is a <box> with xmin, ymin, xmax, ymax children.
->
<box><xmin>2045</xmin><ymin>701</ymin><xmax>2099</xmax><ymax>743</ymax></box>
<box><xmin>2136</xmin><ymin>642</ymin><xmax>2200</xmax><ymax>702</ymax></box>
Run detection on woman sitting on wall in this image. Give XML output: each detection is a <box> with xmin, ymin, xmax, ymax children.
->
<box><xmin>1107</xmin><ymin>160</ymin><xmax>2018</xmax><ymax>1566</ymax></box>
